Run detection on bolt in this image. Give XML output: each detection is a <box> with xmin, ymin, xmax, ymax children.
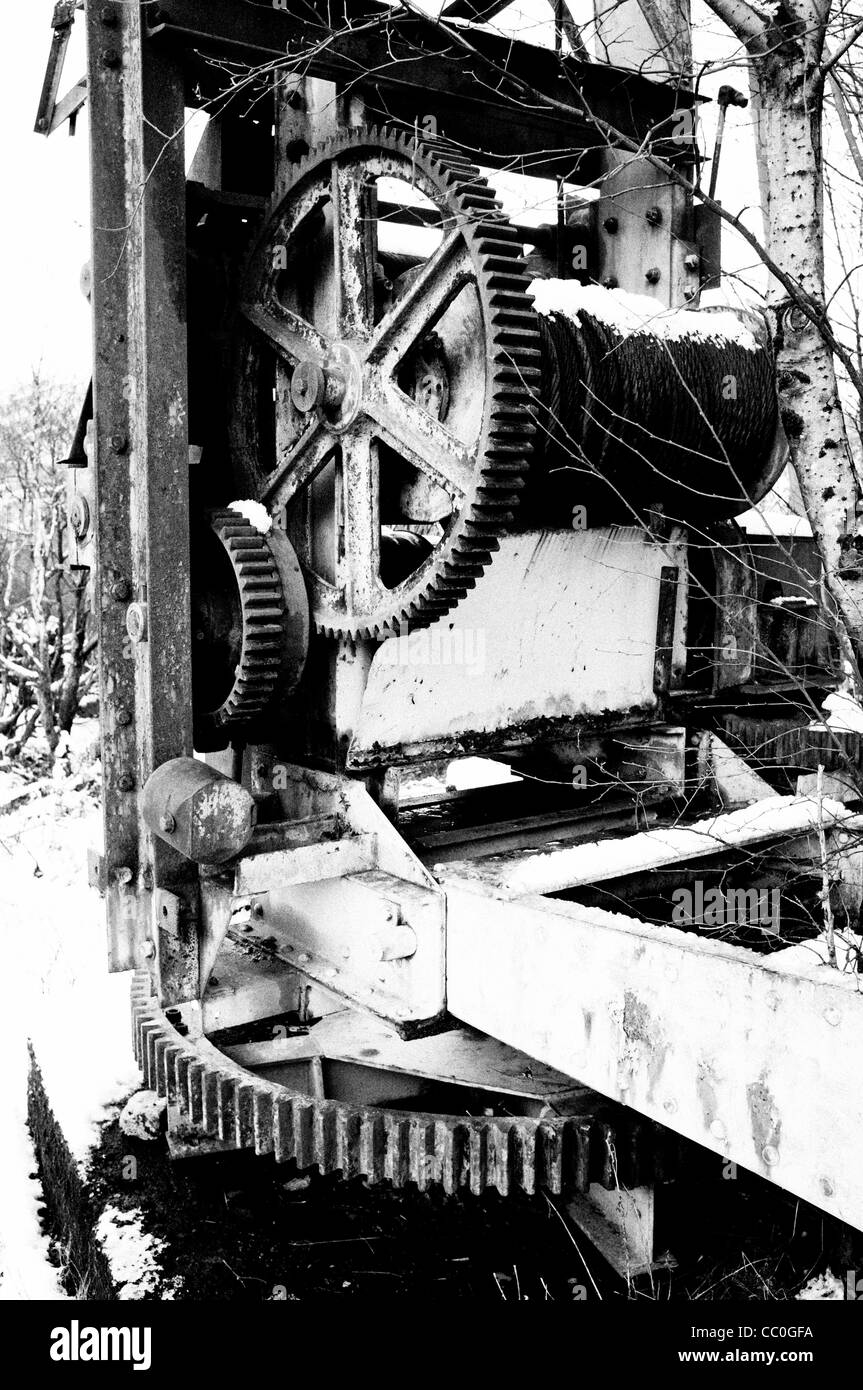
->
<box><xmin>101</xmin><ymin>48</ymin><xmax>121</xmax><ymax>68</ymax></box>
<box><xmin>602</xmin><ymin>276</ymin><xmax>618</xmax><ymax>289</ymax></box>
<box><xmin>253</xmin><ymin>902</ymin><xmax>265</xmax><ymax>918</ymax></box>
<box><xmin>114</xmin><ymin>866</ymin><xmax>133</xmax><ymax>885</ymax></box>
<box><xmin>683</xmin><ymin>287</ymin><xmax>697</xmax><ymax>301</ymax></box>
<box><xmin>142</xmin><ymin>940</ymin><xmax>156</xmax><ymax>960</ymax></box>
<box><xmin>159</xmin><ymin>813</ymin><xmax>176</xmax><ymax>834</ymax></box>
<box><xmin>100</xmin><ymin>6</ymin><xmax>117</xmax><ymax>24</ymax></box>
<box><xmin>117</xmin><ymin>773</ymin><xmax>134</xmax><ymax>792</ymax></box>
<box><xmin>116</xmin><ymin>707</ymin><xmax>132</xmax><ymax>727</ymax></box>
<box><xmin>298</xmin><ymin>953</ymin><xmax>310</xmax><ymax>963</ymax></box>
<box><xmin>645</xmin><ymin>205</ymin><xmax>663</xmax><ymax>227</ymax></box>
<box><xmin>69</xmin><ymin>496</ymin><xmax>90</xmax><ymax>540</ymax></box>
<box><xmin>111</xmin><ymin>577</ymin><xmax>131</xmax><ymax>601</ymax></box>
<box><xmin>762</xmin><ymin>1145</ymin><xmax>780</xmax><ymax>1167</ymax></box>
<box><xmin>821</xmin><ymin>1177</ymin><xmax>835</xmax><ymax>1197</ymax></box>
<box><xmin>126</xmin><ymin>603</ymin><xmax>148</xmax><ymax>643</ymax></box>
<box><xmin>664</xmin><ymin>1099</ymin><xmax>678</xmax><ymax>1115</ymax></box>
<box><xmin>290</xmin><ymin>361</ymin><xmax>326</xmax><ymax>413</ymax></box>
<box><xmin>825</xmin><ymin>1007</ymin><xmax>841</xmax><ymax>1026</ymax></box>
<box><xmin>645</xmin><ymin>266</ymin><xmax>661</xmax><ymax>285</ymax></box>
<box><xmin>602</xmin><ymin>216</ymin><xmax>619</xmax><ymax>234</ymax></box>
<box><xmin>684</xmin><ymin>253</ymin><xmax>700</xmax><ymax>271</ymax></box>
<box><xmin>111</xmin><ymin>432</ymin><xmax>129</xmax><ymax>453</ymax></box>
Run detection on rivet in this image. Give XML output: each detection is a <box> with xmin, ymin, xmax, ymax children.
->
<box><xmin>114</xmin><ymin>866</ymin><xmax>133</xmax><ymax>885</ymax></box>
<box><xmin>126</xmin><ymin>603</ymin><xmax>148</xmax><ymax>643</ymax></box>
<box><xmin>100</xmin><ymin>6</ymin><xmax>117</xmax><ymax>24</ymax></box>
<box><xmin>645</xmin><ymin>266</ymin><xmax>661</xmax><ymax>284</ymax></box>
<box><xmin>159</xmin><ymin>813</ymin><xmax>176</xmax><ymax>834</ymax></box>
<box><xmin>142</xmin><ymin>940</ymin><xmax>156</xmax><ymax>960</ymax></box>
<box><xmin>683</xmin><ymin>287</ymin><xmax>697</xmax><ymax>301</ymax></box>
<box><xmin>111</xmin><ymin>577</ymin><xmax>131</xmax><ymax>601</ymax></box>
<box><xmin>101</xmin><ymin>47</ymin><xmax>121</xmax><ymax>68</ymax></box>
<box><xmin>253</xmin><ymin>902</ymin><xmax>265</xmax><ymax>918</ymax></box>
<box><xmin>645</xmin><ymin>205</ymin><xmax>663</xmax><ymax>227</ymax></box>
<box><xmin>602</xmin><ymin>276</ymin><xmax>618</xmax><ymax>289</ymax></box>
<box><xmin>111</xmin><ymin>432</ymin><xmax>129</xmax><ymax>453</ymax></box>
<box><xmin>821</xmin><ymin>1177</ymin><xmax>835</xmax><ymax>1197</ymax></box>
<box><xmin>762</xmin><ymin>1145</ymin><xmax>780</xmax><ymax>1166</ymax></box>
<box><xmin>298</xmin><ymin>953</ymin><xmax>310</xmax><ymax>963</ymax></box>
<box><xmin>664</xmin><ymin>1098</ymin><xmax>677</xmax><ymax>1114</ymax></box>
<box><xmin>116</xmin><ymin>707</ymin><xmax>132</xmax><ymax>727</ymax></box>
<box><xmin>602</xmin><ymin>216</ymin><xmax>618</xmax><ymax>234</ymax></box>
<box><xmin>117</xmin><ymin>773</ymin><xmax>134</xmax><ymax>792</ymax></box>
<box><xmin>825</xmin><ymin>1007</ymin><xmax>841</xmax><ymax>1026</ymax></box>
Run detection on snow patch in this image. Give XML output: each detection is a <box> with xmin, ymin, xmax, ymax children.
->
<box><xmin>528</xmin><ymin>279</ymin><xmax>761</xmax><ymax>349</ymax></box>
<box><xmin>796</xmin><ymin>1269</ymin><xmax>844</xmax><ymax>1300</ymax></box>
<box><xmin>119</xmin><ymin>1091</ymin><xmax>167</xmax><ymax>1142</ymax></box>
<box><xmin>94</xmin><ymin>1206</ymin><xmax>166</xmax><ymax>1300</ymax></box>
<box><xmin>229</xmin><ymin>499</ymin><xmax>272</xmax><ymax>534</ymax></box>
<box><xmin>822</xmin><ymin>690</ymin><xmax>863</xmax><ymax>733</ymax></box>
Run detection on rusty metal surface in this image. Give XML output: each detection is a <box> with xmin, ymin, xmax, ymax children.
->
<box><xmin>132</xmin><ymin>973</ymin><xmax>675</xmax><ymax>1195</ymax></box>
<box><xmin>87</xmin><ymin>4</ymin><xmax>199</xmax><ymax>1000</ymax></box>
<box><xmin>349</xmin><ymin>529</ymin><xmax>687</xmax><ymax>767</ymax></box>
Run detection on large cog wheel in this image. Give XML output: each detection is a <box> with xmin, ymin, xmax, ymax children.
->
<box><xmin>229</xmin><ymin>125</ymin><xmax>540</xmax><ymax>639</ymax></box>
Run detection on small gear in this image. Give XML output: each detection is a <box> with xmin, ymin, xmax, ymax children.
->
<box><xmin>192</xmin><ymin>509</ymin><xmax>286</xmax><ymax>733</ymax></box>
<box><xmin>229</xmin><ymin>124</ymin><xmax>540</xmax><ymax>640</ymax></box>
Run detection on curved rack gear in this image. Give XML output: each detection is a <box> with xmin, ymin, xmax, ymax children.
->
<box><xmin>193</xmin><ymin>509</ymin><xmax>288</xmax><ymax>732</ymax></box>
<box><xmin>229</xmin><ymin>125</ymin><xmax>540</xmax><ymax>640</ymax></box>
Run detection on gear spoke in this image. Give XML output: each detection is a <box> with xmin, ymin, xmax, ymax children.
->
<box><xmin>339</xmin><ymin>431</ymin><xmax>382</xmax><ymax>614</ymax></box>
<box><xmin>368</xmin><ymin>384</ymin><xmax>475</xmax><ymax>501</ymax></box>
<box><xmin>331</xmin><ymin>159</ymin><xmax>377</xmax><ymax>341</ymax></box>
<box><xmin>261</xmin><ymin>420</ymin><xmax>335</xmax><ymax>508</ymax></box>
<box><xmin>366</xmin><ymin>229</ymin><xmax>471</xmax><ymax>369</ymax></box>
<box><xmin>241</xmin><ymin>300</ymin><xmax>329</xmax><ymax>366</ymax></box>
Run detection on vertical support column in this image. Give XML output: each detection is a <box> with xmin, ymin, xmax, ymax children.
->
<box><xmin>87</xmin><ymin>2</ymin><xmax>199</xmax><ymax>1004</ymax></box>
<box><xmin>591</xmin><ymin>0</ymin><xmax>697</xmax><ymax>309</ymax></box>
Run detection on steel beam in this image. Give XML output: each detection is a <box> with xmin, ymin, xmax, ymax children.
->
<box><xmin>87</xmin><ymin>2</ymin><xmax>198</xmax><ymax>1001</ymax></box>
<box><xmin>444</xmin><ymin>870</ymin><xmax>863</xmax><ymax>1230</ymax></box>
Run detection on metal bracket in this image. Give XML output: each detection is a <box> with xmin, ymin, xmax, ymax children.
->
<box><xmin>35</xmin><ymin>1</ymin><xmax>87</xmax><ymax>137</ymax></box>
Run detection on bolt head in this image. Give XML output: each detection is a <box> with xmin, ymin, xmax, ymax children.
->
<box><xmin>116</xmin><ymin>707</ymin><xmax>132</xmax><ymax>727</ymax></box>
<box><xmin>645</xmin><ymin>266</ymin><xmax>661</xmax><ymax>285</ymax></box>
<box><xmin>69</xmin><ymin>496</ymin><xmax>90</xmax><ymax>540</ymax></box>
<box><xmin>645</xmin><ymin>206</ymin><xmax>663</xmax><ymax>227</ymax></box>
<box><xmin>101</xmin><ymin>47</ymin><xmax>121</xmax><ymax>68</ymax></box>
<box><xmin>100</xmin><ymin>6</ymin><xmax>117</xmax><ymax>24</ymax></box>
<box><xmin>602</xmin><ymin>276</ymin><xmax>618</xmax><ymax>290</ymax></box>
<box><xmin>159</xmin><ymin>813</ymin><xmax>176</xmax><ymax>834</ymax></box>
<box><xmin>126</xmin><ymin>603</ymin><xmax>148</xmax><ymax>643</ymax></box>
<box><xmin>602</xmin><ymin>216</ymin><xmax>618</xmax><ymax>234</ymax></box>
<box><xmin>290</xmin><ymin>361</ymin><xmax>326</xmax><ymax>413</ymax></box>
<box><xmin>111</xmin><ymin>577</ymin><xmax>131</xmax><ymax>601</ymax></box>
<box><xmin>762</xmin><ymin>1145</ymin><xmax>780</xmax><ymax>1167</ymax></box>
<box><xmin>111</xmin><ymin>432</ymin><xmax>129</xmax><ymax>453</ymax></box>
<box><xmin>142</xmin><ymin>940</ymin><xmax>156</xmax><ymax>960</ymax></box>
<box><xmin>117</xmin><ymin>773</ymin><xmax>134</xmax><ymax>792</ymax></box>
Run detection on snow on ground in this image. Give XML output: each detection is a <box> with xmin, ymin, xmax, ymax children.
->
<box><xmin>0</xmin><ymin>721</ymin><xmax>142</xmax><ymax>1299</ymax></box>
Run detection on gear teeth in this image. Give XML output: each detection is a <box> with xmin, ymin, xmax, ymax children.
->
<box><xmin>131</xmin><ymin>973</ymin><xmax>617</xmax><ymax>1198</ymax></box>
<box><xmin>206</xmin><ymin>509</ymin><xmax>286</xmax><ymax>729</ymax></box>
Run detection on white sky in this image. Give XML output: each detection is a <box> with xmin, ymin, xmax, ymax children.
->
<box><xmin>3</xmin><ymin>0</ymin><xmax>851</xmax><ymax>399</ymax></box>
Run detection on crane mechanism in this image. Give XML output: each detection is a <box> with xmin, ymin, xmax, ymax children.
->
<box><xmin>41</xmin><ymin>0</ymin><xmax>863</xmax><ymax>1271</ymax></box>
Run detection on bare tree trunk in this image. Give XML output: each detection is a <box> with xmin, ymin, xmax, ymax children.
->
<box><xmin>708</xmin><ymin>0</ymin><xmax>863</xmax><ymax>665</ymax></box>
